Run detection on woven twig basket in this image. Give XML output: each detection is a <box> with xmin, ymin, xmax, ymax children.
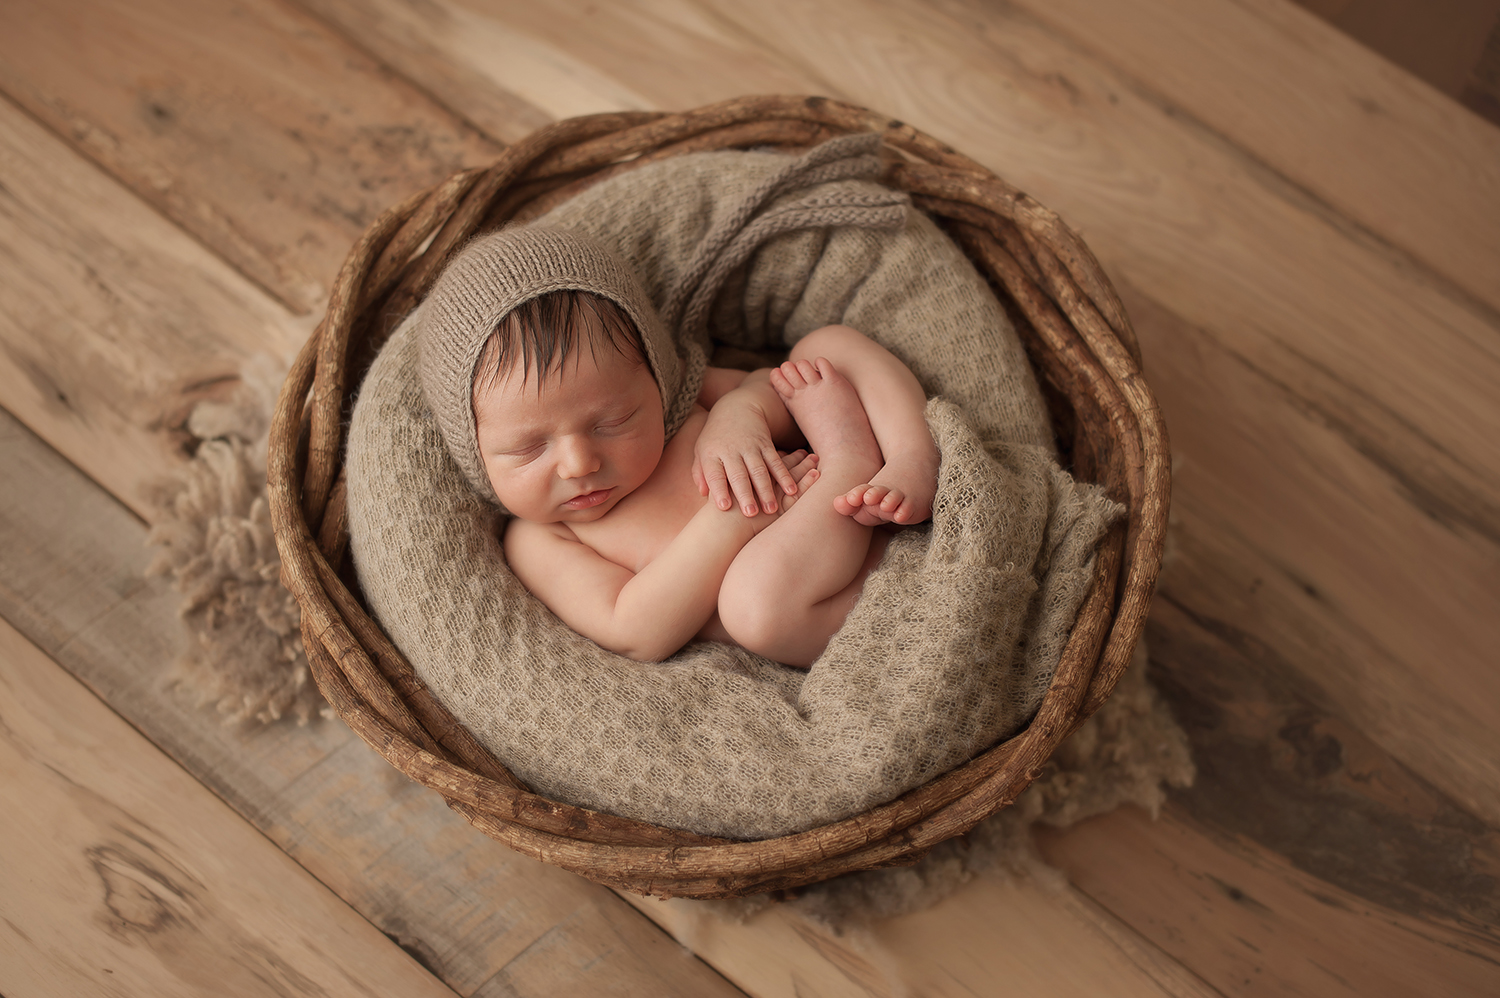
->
<box><xmin>268</xmin><ymin>95</ymin><xmax>1169</xmax><ymax>900</ymax></box>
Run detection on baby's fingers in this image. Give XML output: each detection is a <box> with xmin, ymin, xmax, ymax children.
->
<box><xmin>782</xmin><ymin>449</ymin><xmax>815</xmax><ymax>478</ymax></box>
<box><xmin>746</xmin><ymin>458</ymin><xmax>780</xmax><ymax>514</ymax></box>
<box><xmin>762</xmin><ymin>446</ymin><xmax>797</xmax><ymax>496</ymax></box>
<box><xmin>724</xmin><ymin>462</ymin><xmax>762</xmax><ymax>516</ymax></box>
<box><xmin>702</xmin><ymin>460</ymin><xmax>735</xmax><ymax>511</ymax></box>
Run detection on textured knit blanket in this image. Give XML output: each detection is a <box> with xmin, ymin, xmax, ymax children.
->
<box><xmin>345</xmin><ymin>139</ymin><xmax>1122</xmax><ymax>839</ymax></box>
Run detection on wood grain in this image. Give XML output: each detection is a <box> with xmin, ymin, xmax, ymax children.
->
<box><xmin>1037</xmin><ymin>806</ymin><xmax>1500</xmax><ymax>997</ymax></box>
<box><xmin>292</xmin><ymin>0</ymin><xmax>557</xmax><ymax>144</ymax></box>
<box><xmin>1140</xmin><ymin>596</ymin><xmax>1500</xmax><ymax>943</ymax></box>
<box><xmin>0</xmin><ymin>0</ymin><xmax>502</xmax><ymax>314</ymax></box>
<box><xmin>1007</xmin><ymin>0</ymin><xmax>1500</xmax><ymax>314</ymax></box>
<box><xmin>1031</xmin><ymin>591</ymin><xmax>1500</xmax><ymax>995</ymax></box>
<box><xmin>0</xmin><ymin>408</ymin><xmax>744</xmax><ymax>998</ymax></box>
<box><xmin>1125</xmin><ymin>281</ymin><xmax>1500</xmax><ymax>825</ymax></box>
<box><xmin>293</xmin><ymin>0</ymin><xmax>813</xmax><ymax>126</ymax></box>
<box><xmin>0</xmin><ymin>93</ymin><xmax>305</xmax><ymax>517</ymax></box>
<box><xmin>470</xmin><ymin>895</ymin><xmax>735</xmax><ymax>997</ymax></box>
<box><xmin>0</xmin><ymin>616</ymin><xmax>458</xmax><ymax>998</ymax></box>
<box><xmin>627</xmin><ymin>872</ymin><xmax>1220</xmax><ymax>998</ymax></box>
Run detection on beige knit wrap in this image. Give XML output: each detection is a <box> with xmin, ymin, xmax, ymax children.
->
<box><xmin>346</xmin><ymin>138</ymin><xmax>1123</xmax><ymax>839</ymax></box>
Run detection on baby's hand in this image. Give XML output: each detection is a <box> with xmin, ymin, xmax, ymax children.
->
<box><xmin>694</xmin><ymin>404</ymin><xmax>800</xmax><ymax>516</ymax></box>
<box><xmin>739</xmin><ymin>450</ymin><xmax>820</xmax><ymax>535</ymax></box>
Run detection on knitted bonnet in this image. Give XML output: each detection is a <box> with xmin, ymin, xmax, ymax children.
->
<box><xmin>417</xmin><ymin>225</ymin><xmax>690</xmax><ymax>506</ymax></box>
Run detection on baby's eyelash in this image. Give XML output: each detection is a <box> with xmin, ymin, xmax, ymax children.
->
<box><xmin>595</xmin><ymin>409</ymin><xmax>638</xmax><ymax>430</ymax></box>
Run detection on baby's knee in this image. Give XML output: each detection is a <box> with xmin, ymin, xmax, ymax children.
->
<box><xmin>718</xmin><ymin>565</ymin><xmax>788</xmax><ymax>660</ymax></box>
<box><xmin>791</xmin><ymin>324</ymin><xmax>868</xmax><ymax>360</ymax></box>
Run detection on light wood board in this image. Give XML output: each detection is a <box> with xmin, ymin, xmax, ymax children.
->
<box><xmin>0</xmin><ymin>92</ymin><xmax>305</xmax><ymax>517</ymax></box>
<box><xmin>0</xmin><ymin>0</ymin><xmax>502</xmax><ymax>315</ymax></box>
<box><xmin>625</xmin><ymin>872</ymin><xmax>1220</xmax><ymax>998</ymax></box>
<box><xmin>0</xmin><ymin>616</ymin><xmax>457</xmax><ymax>998</ymax></box>
<box><xmin>1040</xmin><ymin>806</ymin><xmax>1500</xmax><ymax>998</ymax></box>
<box><xmin>1008</xmin><ymin>0</ymin><xmax>1500</xmax><ymax>314</ymax></box>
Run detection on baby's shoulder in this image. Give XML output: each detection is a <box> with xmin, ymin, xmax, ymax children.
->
<box><xmin>502</xmin><ymin>516</ymin><xmax>604</xmax><ymax>588</ymax></box>
<box><xmin>502</xmin><ymin>516</ymin><xmax>576</xmax><ymax>556</ymax></box>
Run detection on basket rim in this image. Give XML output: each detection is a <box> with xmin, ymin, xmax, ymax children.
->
<box><xmin>265</xmin><ymin>94</ymin><xmax>1170</xmax><ymax>899</ymax></box>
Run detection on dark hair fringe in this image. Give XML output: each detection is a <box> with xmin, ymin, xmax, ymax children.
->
<box><xmin>475</xmin><ymin>290</ymin><xmax>647</xmax><ymax>392</ymax></box>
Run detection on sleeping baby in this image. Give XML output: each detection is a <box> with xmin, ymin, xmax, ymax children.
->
<box><xmin>419</xmin><ymin>225</ymin><xmax>939</xmax><ymax>667</ymax></box>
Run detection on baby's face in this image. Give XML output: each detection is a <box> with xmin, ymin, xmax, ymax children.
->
<box><xmin>473</xmin><ymin>341</ymin><xmax>664</xmax><ymax>523</ymax></box>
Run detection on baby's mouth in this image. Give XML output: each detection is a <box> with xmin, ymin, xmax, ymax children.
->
<box><xmin>565</xmin><ymin>488</ymin><xmax>613</xmax><ymax>510</ymax></box>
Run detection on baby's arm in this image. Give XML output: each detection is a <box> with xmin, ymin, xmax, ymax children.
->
<box><xmin>693</xmin><ymin>368</ymin><xmax>802</xmax><ymax>516</ymax></box>
<box><xmin>505</xmin><ymin>453</ymin><xmax>818</xmax><ymax>662</ymax></box>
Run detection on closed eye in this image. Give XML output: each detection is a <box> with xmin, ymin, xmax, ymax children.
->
<box><xmin>595</xmin><ymin>409</ymin><xmax>638</xmax><ymax>432</ymax></box>
<box><xmin>497</xmin><ymin>441</ymin><xmax>545</xmax><ymax>461</ymax></box>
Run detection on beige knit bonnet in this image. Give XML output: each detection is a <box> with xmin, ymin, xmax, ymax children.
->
<box><xmin>417</xmin><ymin>225</ymin><xmax>690</xmax><ymax>506</ymax></box>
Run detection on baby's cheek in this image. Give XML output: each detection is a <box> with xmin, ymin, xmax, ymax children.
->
<box><xmin>483</xmin><ymin>461</ymin><xmax>517</xmax><ymax>503</ymax></box>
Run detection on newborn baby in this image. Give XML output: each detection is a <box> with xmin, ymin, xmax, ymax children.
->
<box><xmin>420</xmin><ymin>226</ymin><xmax>938</xmax><ymax>667</ymax></box>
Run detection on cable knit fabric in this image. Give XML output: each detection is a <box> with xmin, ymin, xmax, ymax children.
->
<box><xmin>345</xmin><ymin>138</ymin><xmax>1123</xmax><ymax>839</ymax></box>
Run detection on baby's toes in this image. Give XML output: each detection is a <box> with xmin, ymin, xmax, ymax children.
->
<box><xmin>890</xmin><ymin>493</ymin><xmax>934</xmax><ymax>525</ymax></box>
<box><xmin>793</xmin><ymin>358</ymin><xmax>824</xmax><ymax>384</ymax></box>
<box><xmin>768</xmin><ymin>365</ymin><xmax>795</xmax><ymax>399</ymax></box>
<box><xmin>835</xmin><ymin>484</ymin><xmax>873</xmax><ymax>516</ymax></box>
<box><xmin>780</xmin><ymin>360</ymin><xmax>810</xmax><ymax>390</ymax></box>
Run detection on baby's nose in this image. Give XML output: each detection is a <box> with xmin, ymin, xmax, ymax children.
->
<box><xmin>556</xmin><ymin>435</ymin><xmax>602</xmax><ymax>478</ymax></box>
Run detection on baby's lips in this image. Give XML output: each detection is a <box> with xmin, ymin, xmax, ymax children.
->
<box><xmin>565</xmin><ymin>487</ymin><xmax>614</xmax><ymax>510</ymax></box>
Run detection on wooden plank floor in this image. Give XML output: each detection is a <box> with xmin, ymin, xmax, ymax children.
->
<box><xmin>0</xmin><ymin>615</ymin><xmax>460</xmax><ymax>997</ymax></box>
<box><xmin>1</xmin><ymin>0</ymin><xmax>1497</xmax><ymax>995</ymax></box>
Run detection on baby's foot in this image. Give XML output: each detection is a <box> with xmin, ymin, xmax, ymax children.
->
<box><xmin>834</xmin><ymin>463</ymin><xmax>938</xmax><ymax>526</ymax></box>
<box><xmin>769</xmin><ymin>358</ymin><xmax>883</xmax><ymax>478</ymax></box>
<box><xmin>834</xmin><ymin>435</ymin><xmax>939</xmax><ymax>526</ymax></box>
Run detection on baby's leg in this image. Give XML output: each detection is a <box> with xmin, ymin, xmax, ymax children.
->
<box><xmin>718</xmin><ymin>358</ymin><xmax>883</xmax><ymax>666</ymax></box>
<box><xmin>789</xmin><ymin>325</ymin><xmax>939</xmax><ymax>525</ymax></box>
